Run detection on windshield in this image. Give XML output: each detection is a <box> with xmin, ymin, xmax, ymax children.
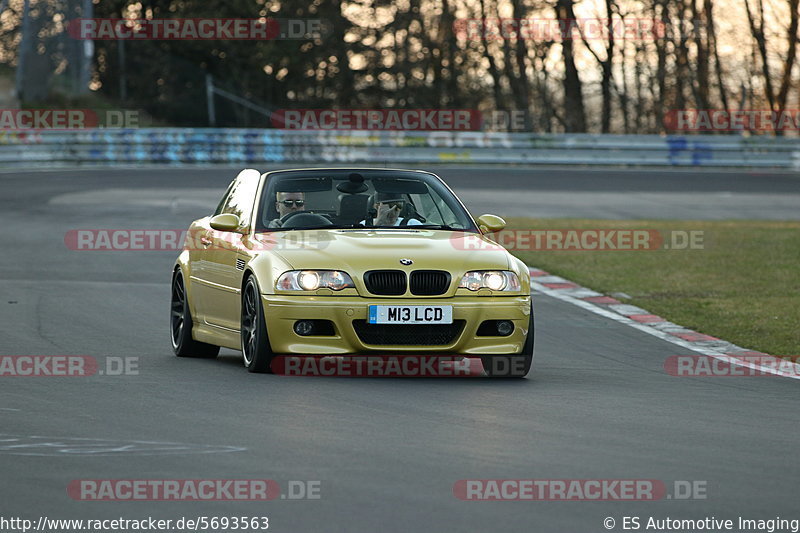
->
<box><xmin>255</xmin><ymin>169</ymin><xmax>478</xmax><ymax>232</ymax></box>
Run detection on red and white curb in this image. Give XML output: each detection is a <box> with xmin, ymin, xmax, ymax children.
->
<box><xmin>528</xmin><ymin>267</ymin><xmax>800</xmax><ymax>380</ymax></box>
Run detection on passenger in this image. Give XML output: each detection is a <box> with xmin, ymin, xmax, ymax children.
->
<box><xmin>361</xmin><ymin>192</ymin><xmax>423</xmax><ymax>227</ymax></box>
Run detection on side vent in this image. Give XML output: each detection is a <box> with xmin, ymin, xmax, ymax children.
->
<box><xmin>235</xmin><ymin>258</ymin><xmax>246</xmax><ymax>271</ymax></box>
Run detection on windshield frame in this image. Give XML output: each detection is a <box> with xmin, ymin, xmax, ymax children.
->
<box><xmin>253</xmin><ymin>168</ymin><xmax>480</xmax><ymax>233</ymax></box>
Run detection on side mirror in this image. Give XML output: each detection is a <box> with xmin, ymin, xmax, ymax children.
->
<box><xmin>209</xmin><ymin>213</ymin><xmax>242</xmax><ymax>232</ymax></box>
<box><xmin>476</xmin><ymin>214</ymin><xmax>506</xmax><ymax>233</ymax></box>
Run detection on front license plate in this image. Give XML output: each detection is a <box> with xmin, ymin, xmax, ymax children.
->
<box><xmin>368</xmin><ymin>305</ymin><xmax>453</xmax><ymax>325</ymax></box>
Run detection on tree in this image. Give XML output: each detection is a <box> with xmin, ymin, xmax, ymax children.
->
<box><xmin>555</xmin><ymin>0</ymin><xmax>586</xmax><ymax>132</ymax></box>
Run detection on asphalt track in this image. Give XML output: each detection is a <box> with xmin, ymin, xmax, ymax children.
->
<box><xmin>1</xmin><ymin>166</ymin><xmax>799</xmax><ymax>533</ymax></box>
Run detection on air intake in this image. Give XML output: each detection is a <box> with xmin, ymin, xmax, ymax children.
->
<box><xmin>352</xmin><ymin>320</ymin><xmax>465</xmax><ymax>345</ymax></box>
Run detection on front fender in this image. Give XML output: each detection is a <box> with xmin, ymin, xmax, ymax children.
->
<box><xmin>509</xmin><ymin>255</ymin><xmax>532</xmax><ymax>295</ymax></box>
<box><xmin>243</xmin><ymin>252</ymin><xmax>295</xmax><ymax>295</ymax></box>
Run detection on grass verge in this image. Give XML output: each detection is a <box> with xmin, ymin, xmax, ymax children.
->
<box><xmin>505</xmin><ymin>218</ymin><xmax>799</xmax><ymax>356</ymax></box>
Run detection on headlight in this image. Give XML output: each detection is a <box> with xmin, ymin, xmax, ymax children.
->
<box><xmin>458</xmin><ymin>271</ymin><xmax>520</xmax><ymax>292</ymax></box>
<box><xmin>277</xmin><ymin>270</ymin><xmax>355</xmax><ymax>291</ymax></box>
<box><xmin>299</xmin><ymin>271</ymin><xmax>320</xmax><ymax>290</ymax></box>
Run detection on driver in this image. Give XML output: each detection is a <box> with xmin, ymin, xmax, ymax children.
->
<box><xmin>268</xmin><ymin>191</ymin><xmax>305</xmax><ymax>228</ymax></box>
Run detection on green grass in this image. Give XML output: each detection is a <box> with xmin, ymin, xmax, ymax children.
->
<box><xmin>506</xmin><ymin>218</ymin><xmax>800</xmax><ymax>356</ymax></box>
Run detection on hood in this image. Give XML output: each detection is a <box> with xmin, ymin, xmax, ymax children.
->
<box><xmin>253</xmin><ymin>229</ymin><xmax>513</xmax><ymax>275</ymax></box>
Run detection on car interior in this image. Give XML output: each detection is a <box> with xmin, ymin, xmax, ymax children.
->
<box><xmin>260</xmin><ymin>173</ymin><xmax>432</xmax><ymax>229</ymax></box>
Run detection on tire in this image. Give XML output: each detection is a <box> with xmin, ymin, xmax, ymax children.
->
<box><xmin>481</xmin><ymin>306</ymin><xmax>534</xmax><ymax>378</ymax></box>
<box><xmin>171</xmin><ymin>270</ymin><xmax>220</xmax><ymax>358</ymax></box>
<box><xmin>241</xmin><ymin>276</ymin><xmax>275</xmax><ymax>373</ymax></box>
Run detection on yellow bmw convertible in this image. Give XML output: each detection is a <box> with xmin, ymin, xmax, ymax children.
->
<box><xmin>170</xmin><ymin>168</ymin><xmax>534</xmax><ymax>377</ymax></box>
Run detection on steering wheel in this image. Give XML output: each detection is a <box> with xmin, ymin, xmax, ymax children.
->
<box><xmin>280</xmin><ymin>210</ymin><xmax>309</xmax><ymax>224</ymax></box>
<box><xmin>279</xmin><ymin>211</ymin><xmax>333</xmax><ymax>228</ymax></box>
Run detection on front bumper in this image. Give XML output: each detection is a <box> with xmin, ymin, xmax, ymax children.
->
<box><xmin>262</xmin><ymin>294</ymin><xmax>531</xmax><ymax>355</ymax></box>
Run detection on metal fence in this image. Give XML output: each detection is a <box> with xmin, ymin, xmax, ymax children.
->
<box><xmin>1</xmin><ymin>129</ymin><xmax>798</xmax><ymax>168</ymax></box>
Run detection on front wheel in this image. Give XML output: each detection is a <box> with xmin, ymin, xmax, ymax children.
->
<box><xmin>481</xmin><ymin>306</ymin><xmax>534</xmax><ymax>378</ymax></box>
<box><xmin>241</xmin><ymin>276</ymin><xmax>275</xmax><ymax>373</ymax></box>
<box><xmin>171</xmin><ymin>270</ymin><xmax>220</xmax><ymax>358</ymax></box>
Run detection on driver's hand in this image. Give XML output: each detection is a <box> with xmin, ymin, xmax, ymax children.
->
<box><xmin>376</xmin><ymin>205</ymin><xmax>401</xmax><ymax>225</ymax></box>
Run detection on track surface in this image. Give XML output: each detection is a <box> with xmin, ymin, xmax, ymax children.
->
<box><xmin>1</xmin><ymin>167</ymin><xmax>799</xmax><ymax>532</ymax></box>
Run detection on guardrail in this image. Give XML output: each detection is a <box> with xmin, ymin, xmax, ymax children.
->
<box><xmin>1</xmin><ymin>129</ymin><xmax>798</xmax><ymax>168</ymax></box>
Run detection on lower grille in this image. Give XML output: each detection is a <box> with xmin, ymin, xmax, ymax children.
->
<box><xmin>352</xmin><ymin>320</ymin><xmax>465</xmax><ymax>346</ymax></box>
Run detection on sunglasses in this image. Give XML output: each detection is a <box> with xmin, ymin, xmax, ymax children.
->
<box><xmin>280</xmin><ymin>199</ymin><xmax>305</xmax><ymax>207</ymax></box>
<box><xmin>378</xmin><ymin>200</ymin><xmax>405</xmax><ymax>209</ymax></box>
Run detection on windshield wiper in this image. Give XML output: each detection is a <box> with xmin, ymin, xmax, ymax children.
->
<box><xmin>412</xmin><ymin>224</ymin><xmax>463</xmax><ymax>231</ymax></box>
<box><xmin>263</xmin><ymin>225</ymin><xmax>348</xmax><ymax>231</ymax></box>
<box><xmin>288</xmin><ymin>225</ymin><xmax>350</xmax><ymax>230</ymax></box>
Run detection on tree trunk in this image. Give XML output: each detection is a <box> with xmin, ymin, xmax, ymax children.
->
<box><xmin>510</xmin><ymin>0</ymin><xmax>533</xmax><ymax>129</ymax></box>
<box><xmin>704</xmin><ymin>0</ymin><xmax>729</xmax><ymax>111</ymax></box>
<box><xmin>692</xmin><ymin>0</ymin><xmax>709</xmax><ymax>110</ymax></box>
<box><xmin>556</xmin><ymin>0</ymin><xmax>586</xmax><ymax>132</ymax></box>
<box><xmin>600</xmin><ymin>0</ymin><xmax>615</xmax><ymax>132</ymax></box>
<box><xmin>653</xmin><ymin>0</ymin><xmax>669</xmax><ymax>131</ymax></box>
<box><xmin>479</xmin><ymin>0</ymin><xmax>507</xmax><ymax>113</ymax></box>
<box><xmin>744</xmin><ymin>0</ymin><xmax>776</xmax><ymax>110</ymax></box>
<box><xmin>777</xmin><ymin>0</ymin><xmax>799</xmax><ymax>110</ymax></box>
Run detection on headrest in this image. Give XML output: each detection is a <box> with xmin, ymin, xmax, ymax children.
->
<box><xmin>336</xmin><ymin>172</ymin><xmax>369</xmax><ymax>194</ymax></box>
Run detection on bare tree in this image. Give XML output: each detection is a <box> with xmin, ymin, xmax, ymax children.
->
<box><xmin>510</xmin><ymin>0</ymin><xmax>533</xmax><ymax>129</ymax></box>
<box><xmin>691</xmin><ymin>0</ymin><xmax>710</xmax><ymax>110</ymax></box>
<box><xmin>704</xmin><ymin>0</ymin><xmax>729</xmax><ymax>111</ymax></box>
<box><xmin>744</xmin><ymin>0</ymin><xmax>776</xmax><ymax>110</ymax></box>
<box><xmin>651</xmin><ymin>0</ymin><xmax>669</xmax><ymax>131</ymax></box>
<box><xmin>776</xmin><ymin>0</ymin><xmax>799</xmax><ymax>111</ymax></box>
<box><xmin>478</xmin><ymin>0</ymin><xmax>508</xmax><ymax>112</ymax></box>
<box><xmin>579</xmin><ymin>0</ymin><xmax>616</xmax><ymax>132</ymax></box>
<box><xmin>555</xmin><ymin>0</ymin><xmax>586</xmax><ymax>132</ymax></box>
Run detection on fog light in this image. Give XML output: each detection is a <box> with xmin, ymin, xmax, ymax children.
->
<box><xmin>294</xmin><ymin>320</ymin><xmax>315</xmax><ymax>336</ymax></box>
<box><xmin>496</xmin><ymin>320</ymin><xmax>514</xmax><ymax>336</ymax></box>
